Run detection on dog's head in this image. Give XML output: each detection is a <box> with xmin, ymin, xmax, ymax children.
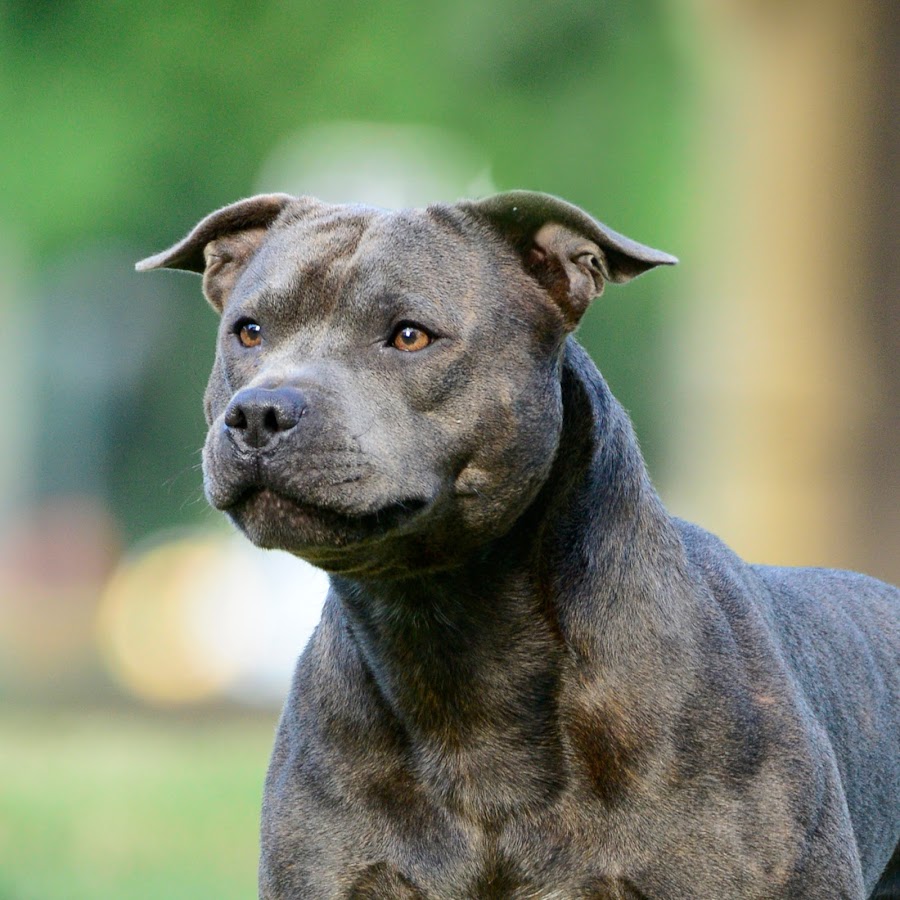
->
<box><xmin>138</xmin><ymin>192</ymin><xmax>675</xmax><ymax>575</ymax></box>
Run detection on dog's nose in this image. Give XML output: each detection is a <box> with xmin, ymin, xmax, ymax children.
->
<box><xmin>224</xmin><ymin>386</ymin><xmax>307</xmax><ymax>450</ymax></box>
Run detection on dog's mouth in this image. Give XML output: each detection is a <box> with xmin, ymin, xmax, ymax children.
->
<box><xmin>225</xmin><ymin>486</ymin><xmax>431</xmax><ymax>552</ymax></box>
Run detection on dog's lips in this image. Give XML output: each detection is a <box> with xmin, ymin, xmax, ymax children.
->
<box><xmin>225</xmin><ymin>485</ymin><xmax>430</xmax><ymax>550</ymax></box>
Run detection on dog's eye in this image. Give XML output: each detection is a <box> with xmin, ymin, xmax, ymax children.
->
<box><xmin>391</xmin><ymin>324</ymin><xmax>432</xmax><ymax>353</ymax></box>
<box><xmin>235</xmin><ymin>320</ymin><xmax>262</xmax><ymax>348</ymax></box>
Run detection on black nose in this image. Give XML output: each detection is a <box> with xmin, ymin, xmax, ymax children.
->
<box><xmin>224</xmin><ymin>386</ymin><xmax>307</xmax><ymax>450</ymax></box>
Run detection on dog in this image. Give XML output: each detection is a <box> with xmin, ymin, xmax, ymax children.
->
<box><xmin>138</xmin><ymin>191</ymin><xmax>899</xmax><ymax>899</ymax></box>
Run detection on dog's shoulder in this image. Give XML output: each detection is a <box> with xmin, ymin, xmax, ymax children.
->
<box><xmin>749</xmin><ymin>561</ymin><xmax>900</xmax><ymax>710</ymax></box>
<box><xmin>673</xmin><ymin>517</ymin><xmax>770</xmax><ymax>613</ymax></box>
<box><xmin>674</xmin><ymin>516</ymin><xmax>899</xmax><ymax>632</ymax></box>
<box><xmin>673</xmin><ymin>518</ymin><xmax>899</xmax><ymax>813</ymax></box>
<box><xmin>672</xmin><ymin>516</ymin><xmax>899</xmax><ymax>711</ymax></box>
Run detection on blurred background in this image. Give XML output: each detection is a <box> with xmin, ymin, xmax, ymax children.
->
<box><xmin>0</xmin><ymin>0</ymin><xmax>896</xmax><ymax>896</ymax></box>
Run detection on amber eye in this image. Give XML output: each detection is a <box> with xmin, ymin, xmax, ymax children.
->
<box><xmin>236</xmin><ymin>320</ymin><xmax>262</xmax><ymax>348</ymax></box>
<box><xmin>391</xmin><ymin>324</ymin><xmax>432</xmax><ymax>352</ymax></box>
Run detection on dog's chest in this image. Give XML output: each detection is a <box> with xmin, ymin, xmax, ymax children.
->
<box><xmin>260</xmin><ymin>766</ymin><xmax>643</xmax><ymax>899</ymax></box>
<box><xmin>343</xmin><ymin>844</ymin><xmax>642</xmax><ymax>900</ymax></box>
<box><xmin>260</xmin><ymin>637</ymin><xmax>656</xmax><ymax>897</ymax></box>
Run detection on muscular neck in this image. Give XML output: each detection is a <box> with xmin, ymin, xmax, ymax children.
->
<box><xmin>329</xmin><ymin>342</ymin><xmax>689</xmax><ymax>820</ymax></box>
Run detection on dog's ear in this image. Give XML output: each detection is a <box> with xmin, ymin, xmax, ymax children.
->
<box><xmin>461</xmin><ymin>191</ymin><xmax>677</xmax><ymax>328</ymax></box>
<box><xmin>135</xmin><ymin>194</ymin><xmax>295</xmax><ymax>312</ymax></box>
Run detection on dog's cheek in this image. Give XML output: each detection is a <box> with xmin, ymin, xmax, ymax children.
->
<box><xmin>454</xmin><ymin>376</ymin><xmax>563</xmax><ymax>536</ymax></box>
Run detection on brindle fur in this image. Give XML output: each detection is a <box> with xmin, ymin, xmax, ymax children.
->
<box><xmin>138</xmin><ymin>191</ymin><xmax>900</xmax><ymax>899</ymax></box>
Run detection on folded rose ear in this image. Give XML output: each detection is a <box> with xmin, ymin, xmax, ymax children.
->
<box><xmin>460</xmin><ymin>191</ymin><xmax>677</xmax><ymax>329</ymax></box>
<box><xmin>135</xmin><ymin>193</ymin><xmax>295</xmax><ymax>312</ymax></box>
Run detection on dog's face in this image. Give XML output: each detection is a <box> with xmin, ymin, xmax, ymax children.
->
<box><xmin>138</xmin><ymin>192</ymin><xmax>674</xmax><ymax>575</ymax></box>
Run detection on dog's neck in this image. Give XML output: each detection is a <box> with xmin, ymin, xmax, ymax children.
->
<box><xmin>330</xmin><ymin>341</ymin><xmax>691</xmax><ymax>821</ymax></box>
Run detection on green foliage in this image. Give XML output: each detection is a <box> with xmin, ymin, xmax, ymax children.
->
<box><xmin>1</xmin><ymin>0</ymin><xmax>686</xmax><ymax>253</ymax></box>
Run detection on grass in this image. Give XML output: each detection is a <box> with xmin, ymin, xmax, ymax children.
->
<box><xmin>0</xmin><ymin>707</ymin><xmax>278</xmax><ymax>899</ymax></box>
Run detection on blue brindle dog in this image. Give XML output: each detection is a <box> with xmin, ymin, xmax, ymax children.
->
<box><xmin>139</xmin><ymin>192</ymin><xmax>899</xmax><ymax>899</ymax></box>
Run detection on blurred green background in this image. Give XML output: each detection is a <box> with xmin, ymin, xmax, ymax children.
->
<box><xmin>0</xmin><ymin>1</ymin><xmax>896</xmax><ymax>896</ymax></box>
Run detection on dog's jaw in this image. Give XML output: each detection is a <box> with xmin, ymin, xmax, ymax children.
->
<box><xmin>226</xmin><ymin>486</ymin><xmax>431</xmax><ymax>552</ymax></box>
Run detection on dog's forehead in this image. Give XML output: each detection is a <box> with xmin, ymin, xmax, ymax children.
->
<box><xmin>250</xmin><ymin>204</ymin><xmax>486</xmax><ymax>301</ymax></box>
<box><xmin>251</xmin><ymin>205</ymin><xmax>378</xmax><ymax>293</ymax></box>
